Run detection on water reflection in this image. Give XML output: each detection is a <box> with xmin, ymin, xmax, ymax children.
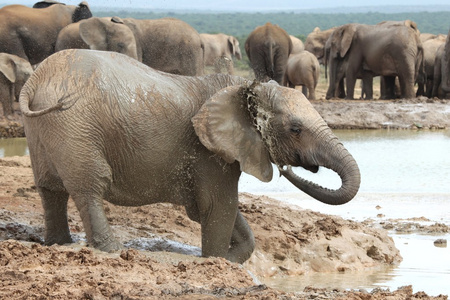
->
<box><xmin>0</xmin><ymin>138</ymin><xmax>28</xmax><ymax>157</ymax></box>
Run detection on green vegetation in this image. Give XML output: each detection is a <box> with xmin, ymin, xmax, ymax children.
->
<box><xmin>94</xmin><ymin>10</ymin><xmax>450</xmax><ymax>38</ymax></box>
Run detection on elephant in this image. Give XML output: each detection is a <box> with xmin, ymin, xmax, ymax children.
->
<box><xmin>245</xmin><ymin>22</ymin><xmax>293</xmax><ymax>85</ymax></box>
<box><xmin>304</xmin><ymin>27</ymin><xmax>336</xmax><ymax>64</ymax></box>
<box><xmin>56</xmin><ymin>17</ymin><xmax>138</xmax><ymax>61</ymax></box>
<box><xmin>284</xmin><ymin>51</ymin><xmax>320</xmax><ymax>100</ymax></box>
<box><xmin>326</xmin><ymin>22</ymin><xmax>423</xmax><ymax>100</ymax></box>
<box><xmin>19</xmin><ymin>49</ymin><xmax>360</xmax><ymax>264</ymax></box>
<box><xmin>0</xmin><ymin>53</ymin><xmax>33</xmax><ymax>117</ymax></box>
<box><xmin>56</xmin><ymin>16</ymin><xmax>203</xmax><ymax>76</ymax></box>
<box><xmin>0</xmin><ymin>1</ymin><xmax>92</xmax><ymax>65</ymax></box>
<box><xmin>421</xmin><ymin>34</ymin><xmax>446</xmax><ymax>97</ymax></box>
<box><xmin>200</xmin><ymin>33</ymin><xmax>242</xmax><ymax>75</ymax></box>
<box><xmin>289</xmin><ymin>35</ymin><xmax>305</xmax><ymax>55</ymax></box>
<box><xmin>432</xmin><ymin>30</ymin><xmax>450</xmax><ymax>99</ymax></box>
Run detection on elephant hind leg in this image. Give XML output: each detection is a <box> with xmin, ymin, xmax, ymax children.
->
<box><xmin>228</xmin><ymin>211</ymin><xmax>255</xmax><ymax>263</ymax></box>
<box><xmin>40</xmin><ymin>187</ymin><xmax>72</xmax><ymax>246</ymax></box>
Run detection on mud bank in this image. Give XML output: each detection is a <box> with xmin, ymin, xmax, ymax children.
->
<box><xmin>1</xmin><ymin>156</ymin><xmax>448</xmax><ymax>299</ymax></box>
<box><xmin>2</xmin><ymin>97</ymin><xmax>450</xmax><ymax>138</ymax></box>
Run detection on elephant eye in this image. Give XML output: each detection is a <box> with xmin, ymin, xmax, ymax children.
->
<box><xmin>290</xmin><ymin>127</ymin><xmax>302</xmax><ymax>135</ymax></box>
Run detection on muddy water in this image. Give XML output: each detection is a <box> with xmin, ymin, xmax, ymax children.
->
<box><xmin>239</xmin><ymin>129</ymin><xmax>450</xmax><ymax>296</ymax></box>
<box><xmin>0</xmin><ymin>137</ymin><xmax>28</xmax><ymax>157</ymax></box>
<box><xmin>1</xmin><ymin>131</ymin><xmax>449</xmax><ymax>295</ymax></box>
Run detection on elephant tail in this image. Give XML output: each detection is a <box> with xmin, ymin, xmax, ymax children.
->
<box><xmin>265</xmin><ymin>39</ymin><xmax>275</xmax><ymax>79</ymax></box>
<box><xmin>19</xmin><ymin>83</ymin><xmax>64</xmax><ymax>117</ymax></box>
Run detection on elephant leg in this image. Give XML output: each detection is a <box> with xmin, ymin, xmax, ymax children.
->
<box><xmin>301</xmin><ymin>85</ymin><xmax>308</xmax><ymax>99</ymax></box>
<box><xmin>345</xmin><ymin>72</ymin><xmax>357</xmax><ymax>100</ymax></box>
<box><xmin>225</xmin><ymin>57</ymin><xmax>235</xmax><ymax>75</ymax></box>
<box><xmin>398</xmin><ymin>73</ymin><xmax>415</xmax><ymax>99</ymax></box>
<box><xmin>380</xmin><ymin>76</ymin><xmax>396</xmax><ymax>99</ymax></box>
<box><xmin>62</xmin><ymin>159</ymin><xmax>120</xmax><ymax>252</ymax></box>
<box><xmin>337</xmin><ymin>78</ymin><xmax>346</xmax><ymax>98</ymax></box>
<box><xmin>195</xmin><ymin>164</ymin><xmax>242</xmax><ymax>261</ymax></box>
<box><xmin>40</xmin><ymin>187</ymin><xmax>72</xmax><ymax>246</ymax></box>
<box><xmin>227</xmin><ymin>211</ymin><xmax>255</xmax><ymax>263</ymax></box>
<box><xmin>361</xmin><ymin>73</ymin><xmax>373</xmax><ymax>100</ymax></box>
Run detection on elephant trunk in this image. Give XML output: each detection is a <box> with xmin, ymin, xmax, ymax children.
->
<box><xmin>279</xmin><ymin>138</ymin><xmax>361</xmax><ymax>205</ymax></box>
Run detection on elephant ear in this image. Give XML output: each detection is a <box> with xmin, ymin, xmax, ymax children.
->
<box><xmin>334</xmin><ymin>24</ymin><xmax>355</xmax><ymax>57</ymax></box>
<box><xmin>192</xmin><ymin>85</ymin><xmax>273</xmax><ymax>182</ymax></box>
<box><xmin>0</xmin><ymin>55</ymin><xmax>16</xmax><ymax>83</ymax></box>
<box><xmin>79</xmin><ymin>18</ymin><xmax>108</xmax><ymax>50</ymax></box>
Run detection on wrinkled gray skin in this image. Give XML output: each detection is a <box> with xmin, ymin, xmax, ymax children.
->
<box><xmin>123</xmin><ymin>17</ymin><xmax>204</xmax><ymax>76</ymax></box>
<box><xmin>421</xmin><ymin>35</ymin><xmax>446</xmax><ymax>97</ymax></box>
<box><xmin>200</xmin><ymin>33</ymin><xmax>241</xmax><ymax>75</ymax></box>
<box><xmin>432</xmin><ymin>30</ymin><xmax>450</xmax><ymax>99</ymax></box>
<box><xmin>245</xmin><ymin>22</ymin><xmax>293</xmax><ymax>85</ymax></box>
<box><xmin>289</xmin><ymin>35</ymin><xmax>305</xmax><ymax>55</ymax></box>
<box><xmin>327</xmin><ymin>22</ymin><xmax>423</xmax><ymax>100</ymax></box>
<box><xmin>0</xmin><ymin>53</ymin><xmax>33</xmax><ymax>116</ymax></box>
<box><xmin>56</xmin><ymin>17</ymin><xmax>138</xmax><ymax>61</ymax></box>
<box><xmin>284</xmin><ymin>51</ymin><xmax>320</xmax><ymax>100</ymax></box>
<box><xmin>20</xmin><ymin>49</ymin><xmax>360</xmax><ymax>264</ymax></box>
<box><xmin>0</xmin><ymin>1</ymin><xmax>92</xmax><ymax>65</ymax></box>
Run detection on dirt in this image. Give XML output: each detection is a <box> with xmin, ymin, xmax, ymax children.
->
<box><xmin>1</xmin><ymin>84</ymin><xmax>449</xmax><ymax>298</ymax></box>
<box><xmin>0</xmin><ymin>155</ymin><xmax>448</xmax><ymax>299</ymax></box>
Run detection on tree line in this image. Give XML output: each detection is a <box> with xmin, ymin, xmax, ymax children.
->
<box><xmin>94</xmin><ymin>10</ymin><xmax>450</xmax><ymax>39</ymax></box>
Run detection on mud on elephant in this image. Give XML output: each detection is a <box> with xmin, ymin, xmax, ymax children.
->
<box><xmin>0</xmin><ymin>1</ymin><xmax>92</xmax><ymax>65</ymax></box>
<box><xmin>19</xmin><ymin>49</ymin><xmax>360</xmax><ymax>264</ymax></box>
<box><xmin>245</xmin><ymin>22</ymin><xmax>293</xmax><ymax>85</ymax></box>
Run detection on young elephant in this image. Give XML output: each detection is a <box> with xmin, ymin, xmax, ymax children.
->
<box><xmin>20</xmin><ymin>49</ymin><xmax>360</xmax><ymax>264</ymax></box>
<box><xmin>284</xmin><ymin>51</ymin><xmax>320</xmax><ymax>100</ymax></box>
<box><xmin>0</xmin><ymin>53</ymin><xmax>33</xmax><ymax>116</ymax></box>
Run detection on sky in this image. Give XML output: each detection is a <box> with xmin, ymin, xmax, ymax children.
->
<box><xmin>1</xmin><ymin>0</ymin><xmax>450</xmax><ymax>11</ymax></box>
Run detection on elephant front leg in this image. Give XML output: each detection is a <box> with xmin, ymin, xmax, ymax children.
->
<box><xmin>73</xmin><ymin>194</ymin><xmax>122</xmax><ymax>252</ymax></box>
<box><xmin>199</xmin><ymin>196</ymin><xmax>239</xmax><ymax>261</ymax></box>
<box><xmin>228</xmin><ymin>211</ymin><xmax>255</xmax><ymax>263</ymax></box>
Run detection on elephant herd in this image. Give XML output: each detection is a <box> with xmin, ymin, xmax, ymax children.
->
<box><xmin>0</xmin><ymin>1</ymin><xmax>242</xmax><ymax>117</ymax></box>
<box><xmin>246</xmin><ymin>21</ymin><xmax>450</xmax><ymax>102</ymax></box>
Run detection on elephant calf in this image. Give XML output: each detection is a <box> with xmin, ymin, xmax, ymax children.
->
<box><xmin>284</xmin><ymin>51</ymin><xmax>320</xmax><ymax>100</ymax></box>
<box><xmin>20</xmin><ymin>49</ymin><xmax>360</xmax><ymax>264</ymax></box>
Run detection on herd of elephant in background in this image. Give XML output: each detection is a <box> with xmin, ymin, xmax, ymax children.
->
<box><xmin>1</xmin><ymin>0</ymin><xmax>450</xmax><ymax>118</ymax></box>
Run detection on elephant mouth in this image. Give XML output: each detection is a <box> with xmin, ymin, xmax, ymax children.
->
<box><xmin>303</xmin><ymin>165</ymin><xmax>319</xmax><ymax>173</ymax></box>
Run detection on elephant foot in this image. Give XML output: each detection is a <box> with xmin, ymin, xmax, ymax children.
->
<box><xmin>44</xmin><ymin>234</ymin><xmax>73</xmax><ymax>247</ymax></box>
<box><xmin>91</xmin><ymin>232</ymin><xmax>123</xmax><ymax>252</ymax></box>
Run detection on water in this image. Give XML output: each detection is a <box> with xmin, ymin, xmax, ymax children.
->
<box><xmin>239</xmin><ymin>129</ymin><xmax>450</xmax><ymax>296</ymax></box>
<box><xmin>0</xmin><ymin>137</ymin><xmax>28</xmax><ymax>157</ymax></box>
<box><xmin>1</xmin><ymin>131</ymin><xmax>449</xmax><ymax>295</ymax></box>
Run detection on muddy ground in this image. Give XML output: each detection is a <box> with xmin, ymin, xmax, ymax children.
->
<box><xmin>0</xmin><ymin>83</ymin><xmax>449</xmax><ymax>298</ymax></box>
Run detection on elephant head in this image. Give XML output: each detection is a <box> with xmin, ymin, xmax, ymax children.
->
<box><xmin>0</xmin><ymin>53</ymin><xmax>33</xmax><ymax>116</ymax></box>
<box><xmin>79</xmin><ymin>17</ymin><xmax>139</xmax><ymax>61</ymax></box>
<box><xmin>193</xmin><ymin>81</ymin><xmax>360</xmax><ymax>205</ymax></box>
<box><xmin>325</xmin><ymin>24</ymin><xmax>356</xmax><ymax>99</ymax></box>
